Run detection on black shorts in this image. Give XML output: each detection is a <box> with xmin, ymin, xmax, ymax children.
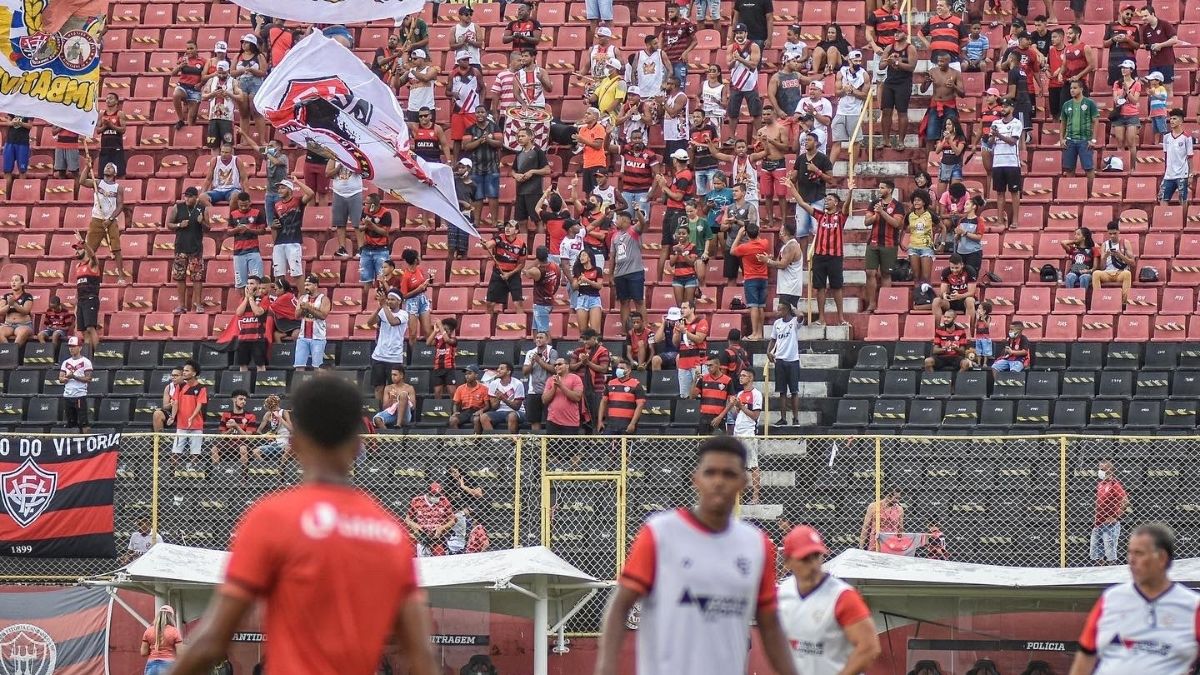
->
<box><xmin>774</xmin><ymin>359</ymin><xmax>802</xmax><ymax>396</ymax></box>
<box><xmin>933</xmin><ymin>353</ymin><xmax>964</xmax><ymax>370</ymax></box>
<box><xmin>991</xmin><ymin>165</ymin><xmax>1023</xmax><ymax>194</ymax></box>
<box><xmin>76</xmin><ymin>295</ymin><xmax>100</xmax><ymax>330</ymax></box>
<box><xmin>545</xmin><ymin>420</ymin><xmax>579</xmax><ymax>435</ymax></box>
<box><xmin>656</xmin><ymin>351</ymin><xmax>678</xmax><ymax>370</ymax></box>
<box><xmin>371</xmin><ymin>357</ymin><xmax>405</xmax><ymax>387</ymax></box>
<box><xmin>663</xmin><ymin>208</ymin><xmax>687</xmax><ymax>246</ymax></box>
<box><xmin>723</xmin><ymin>250</ymin><xmax>742</xmax><ymax>280</ymax></box>
<box><xmin>777</xmin><ymin>294</ymin><xmax>800</xmax><ymax>309</ymax></box>
<box><xmin>515</xmin><ymin>193</ymin><xmax>540</xmax><ymax>222</ymax></box>
<box><xmin>881</xmin><ymin>81</ymin><xmax>912</xmax><ymax>112</ymax></box>
<box><xmin>524</xmin><ymin>393</ymin><xmax>546</xmax><ymax>425</ymax></box>
<box><xmin>64</xmin><ymin>397</ymin><xmax>89</xmax><ymax>428</ymax></box>
<box><xmin>698</xmin><ymin>414</ymin><xmax>725</xmax><ymax>434</ymax></box>
<box><xmin>98</xmin><ymin>147</ymin><xmax>126</xmax><ymax>177</ymax></box>
<box><xmin>947</xmin><ymin>298</ymin><xmax>968</xmax><ymax>313</ymax></box>
<box><xmin>486</xmin><ymin>267</ymin><xmax>524</xmax><ymax>304</ymax></box>
<box><xmin>454</xmin><ymin>409</ymin><xmax>480</xmax><ymax>427</ymax></box>
<box><xmin>206</xmin><ymin>119</ymin><xmax>234</xmax><ymax>148</ymax></box>
<box><xmin>433</xmin><ymin>368</ymin><xmax>457</xmax><ymax>387</ymax></box>
<box><xmin>235</xmin><ymin>340</ymin><xmax>267</xmax><ymax>367</ymax></box>
<box><xmin>728</xmin><ymin>88</ymin><xmax>763</xmax><ymax>118</ymax></box>
<box><xmin>811</xmin><ymin>254</ymin><xmax>844</xmax><ymax>290</ymax></box>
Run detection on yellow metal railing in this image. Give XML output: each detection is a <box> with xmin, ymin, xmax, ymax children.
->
<box><xmin>848</xmin><ymin>77</ymin><xmax>877</xmax><ymax>180</ymax></box>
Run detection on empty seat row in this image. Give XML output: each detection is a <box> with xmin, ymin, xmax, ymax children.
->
<box><xmin>833</xmin><ymin>398</ymin><xmax>1199</xmax><ymax>432</ymax></box>
<box><xmin>855</xmin><ymin>343</ymin><xmax>1200</xmax><ymax>371</ymax></box>
<box><xmin>847</xmin><ymin>369</ymin><xmax>1200</xmax><ymax>401</ymax></box>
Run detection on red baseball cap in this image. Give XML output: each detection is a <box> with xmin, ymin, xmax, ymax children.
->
<box><xmin>429</xmin><ymin>482</ymin><xmax>442</xmax><ymax>494</ymax></box>
<box><xmin>783</xmin><ymin>525</ymin><xmax>829</xmax><ymax>560</ymax></box>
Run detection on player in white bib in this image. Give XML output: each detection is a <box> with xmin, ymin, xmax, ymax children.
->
<box><xmin>1070</xmin><ymin>522</ymin><xmax>1200</xmax><ymax>675</ymax></box>
<box><xmin>595</xmin><ymin>437</ymin><xmax>798</xmax><ymax>675</ymax></box>
<box><xmin>778</xmin><ymin>526</ymin><xmax>880</xmax><ymax>675</ymax></box>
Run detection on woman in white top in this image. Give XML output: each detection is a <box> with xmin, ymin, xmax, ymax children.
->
<box><xmin>700</xmin><ymin>66</ymin><xmax>728</xmax><ymax>127</ymax></box>
<box><xmin>294</xmin><ymin>273</ymin><xmax>331</xmax><ymax>370</ymax></box>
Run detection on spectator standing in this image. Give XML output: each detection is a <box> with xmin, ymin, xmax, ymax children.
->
<box><xmin>924</xmin><ymin>53</ymin><xmax>965</xmax><ymax>149</ymax></box>
<box><xmin>571</xmin><ymin>329</ymin><xmax>612</xmax><ymax>432</ymax></box>
<box><xmin>1046</xmin><ymin>28</ymin><xmax>1067</xmax><ymax>118</ymax></box>
<box><xmin>630</xmin><ymin>35</ymin><xmax>671</xmax><ymax>103</ymax></box>
<box><xmin>239</xmin><ymin>134</ymin><xmax>288</xmax><ymax>229</ymax></box>
<box><xmin>921</xmin><ymin>0</ymin><xmax>966</xmax><ymax>65</ymax></box>
<box><xmin>50</xmin><ymin>126</ymin><xmax>79</xmax><ymax>180</ymax></box>
<box><xmin>399</xmin><ymin>249</ymin><xmax>433</xmax><ymax>342</ymax></box>
<box><xmin>450</xmin><ymin>6</ymin><xmax>482</xmax><ymax>68</ymax></box>
<box><xmin>793</xmin><ymin>179</ymin><xmax>855</xmax><ymax>326</ymax></box>
<box><xmin>512</xmin><ymin>128</ymin><xmax>550</xmax><ymax>232</ymax></box>
<box><xmin>201</xmin><ymin>62</ymin><xmax>240</xmax><ymax>150</ymax></box>
<box><xmin>171</xmin><ymin>42</ymin><xmax>206</xmax><ymax>128</ymax></box>
<box><xmin>1103</xmin><ymin>5</ymin><xmax>1140</xmax><ymax>86</ymax></box>
<box><xmin>932</xmin><ymin>254</ymin><xmax>978</xmax><ymax>327</ymax></box>
<box><xmin>726</xmin><ymin>369</ymin><xmax>763</xmax><ymax>503</ymax></box>
<box><xmin>172</xmin><ymin>360</ymin><xmax>207</xmax><ymax>470</ymax></box>
<box><xmin>523</xmin><ymin>247</ymin><xmax>562</xmax><ymax>336</ymax></box>
<box><xmin>80</xmin><ymin>158</ymin><xmax>129</xmax><ymax>285</ymax></box>
<box><xmin>692</xmin><ymin>356</ymin><xmax>733</xmax><ymax>434</ymax></box>
<box><xmin>38</xmin><ymin>295</ymin><xmax>73</xmax><ymax>347</ymax></box>
<box><xmin>1138</xmin><ymin>7</ymin><xmax>1178</xmax><ymax>95</ymax></box>
<box><xmin>657</xmin><ymin>149</ymin><xmax>696</xmax><ymax>270</ymax></box>
<box><xmin>1089</xmin><ymin>459</ymin><xmax>1129</xmax><ymax>566</ymax></box>
<box><xmin>326</xmin><ymin>159</ymin><xmax>363</xmax><ymax>259</ymax></box>
<box><xmin>689</xmin><ymin>110</ymin><xmax>722</xmax><ymax>196</ymax></box>
<box><xmin>522</xmin><ymin>331</ymin><xmax>558</xmax><ymax>431</ymax></box>
<box><xmin>1060</xmin><ymin>80</ymin><xmax>1099</xmax><ymax>195</ymax></box>
<box><xmin>859</xmin><ymin>488</ymin><xmax>903</xmax><ymax>551</ymax></box>
<box><xmin>616</xmin><ymin>130</ymin><xmax>660</xmax><ymax>223</ymax></box>
<box><xmin>168</xmin><ymin>187</ymin><xmax>208</xmax><ymax>315</ymax></box>
<box><xmin>1057</xmin><ymin>25</ymin><xmax>1096</xmax><ymax>93</ymax></box>
<box><xmin>829</xmin><ymin>51</ymin><xmax>871</xmax><ymax>167</ymax></box>
<box><xmin>953</xmin><ymin>194</ymin><xmax>986</xmax><ymax>274</ymax></box>
<box><xmin>295</xmin><ymin>274</ymin><xmax>330</xmax><ymax>370</ymax></box>
<box><xmin>368</xmin><ymin>291</ymin><xmax>411</xmax><ymax>405</ymax></box>
<box><xmin>731</xmin><ymin>221</ymin><xmax>772</xmax><ymax>338</ymax></box>
<box><xmin>670</xmin><ymin>225</ymin><xmax>701</xmax><ymax>305</ymax></box>
<box><xmin>477</xmin><ymin>362</ymin><xmax>525</xmax><ymax>434</ymax></box>
<box><xmin>866</xmin><ymin>0</ymin><xmax>903</xmax><ymax>54</ymax></box>
<box><xmin>796</xmin><ymin>82</ymin><xmax>833</xmax><ymax>155</ymax></box>
<box><xmin>587</xmin><ymin>27</ymin><xmax>621</xmax><ymax>80</ymax></box>
<box><xmin>232</xmin><ymin>277</ymin><xmax>269</xmax><ymax>373</ymax></box>
<box><xmin>863</xmin><ymin>180</ymin><xmax>904</xmax><ymax>312</ymax></box>
<box><xmin>141</xmin><ymin>606</ymin><xmax>182</xmax><ymax>675</ymax></box>
<box><xmin>976</xmin><ymin>88</ymin><xmax>1003</xmax><ymax>200</ymax></box>
<box><xmin>1061</xmin><ymin>227</ymin><xmax>1098</xmax><ymax>290</ymax></box>
<box><xmin>216</xmin><ymin>389</ymin><xmax>259</xmax><ymax>467</ymax></box>
<box><xmin>658</xmin><ymin>5</ymin><xmax>696</xmax><ymax>85</ymax></box>
<box><xmin>924</xmin><ymin>311</ymin><xmax>971</xmax><ymax>373</ymax></box>
<box><xmin>543</xmin><ymin>358</ymin><xmax>585</xmax><ymax>435</ymax></box>
<box><xmin>572</xmin><ymin>250</ymin><xmax>605</xmax><ymax>334</ymax></box>
<box><xmin>409</xmin><ymin>107</ymin><xmax>451</xmax><ymax>166</ymax></box>
<box><xmin>232</xmin><ymin>34</ymin><xmax>267</xmax><ymax>142</ymax></box>
<box><xmin>596</xmin><ymin>357</ymin><xmax>647</xmax><ymax>435</ymax></box>
<box><xmin>72</xmin><ymin>243</ymin><xmax>102</xmax><ymax>351</ymax></box>
<box><xmin>405</xmin><ymin>483</ymin><xmax>457</xmax><ymax>557</ymax></box>
<box><xmin>513</xmin><ymin>49</ymin><xmax>552</xmax><ymax>109</ymax></box>
<box><xmin>759</xmin><ymin>220</ymin><xmax>805</xmax><ymax>312</ymax></box>
<box><xmin>97</xmin><ymin>93</ymin><xmax>126</xmax><ymax>176</ymax></box>
<box><xmin>1146</xmin><ymin>73</ymin><xmax>1169</xmax><ymax>142</ymax></box>
<box><xmin>1093</xmin><ymin>221</ymin><xmax>1135</xmax><ymax>305</ymax></box>
<box><xmin>661</xmin><ymin>77</ymin><xmax>691</xmax><ymax>158</ymax></box>
<box><xmin>1159</xmin><ymin>108</ymin><xmax>1193</xmax><ymax>205</ymax></box>
<box><xmin>359</xmin><ymin>193</ymin><xmax>393</xmax><ymax>286</ymax></box>
<box><xmin>1111</xmin><ymin>60</ymin><xmax>1142</xmax><ymax>162</ymax></box>
<box><xmin>879</xmin><ymin>30</ymin><xmax>916</xmax><ymax>151</ymax></box>
<box><xmin>2</xmin><ymin>114</ymin><xmax>31</xmax><ymax>194</ymax></box>
<box><xmin>754</xmin><ymin>106</ymin><xmax>792</xmax><ymax>228</ymax></box>
<box><xmin>483</xmin><ymin>220</ymin><xmax>529</xmax><ymax>314</ymax></box>
<box><xmin>447</xmin><ymin>52</ymin><xmax>484</xmax><ymax>157</ymax></box>
<box><xmin>271</xmin><ymin>179</ymin><xmax>313</xmax><ymax>287</ymax></box>
<box><xmin>59</xmin><ymin>336</ymin><xmax>92</xmax><ymax>433</ymax></box>
<box><xmin>674</xmin><ymin>301</ymin><xmax>709</xmax><ymax>398</ymax></box>
<box><xmin>464</xmin><ymin>107</ymin><xmax>503</xmax><ymax>226</ymax></box>
<box><xmin>700</xmin><ymin>67</ymin><xmax>729</xmax><ymax>132</ymax></box>
<box><xmin>726</xmin><ymin>24</ymin><xmax>764</xmax><ymax>139</ymax></box>
<box><xmin>990</xmin><ymin>98</ymin><xmax>1024</xmax><ymax>227</ymax></box>
<box><xmin>721</xmin><ymin>182</ymin><xmax>759</xmax><ymax>284</ymax></box>
<box><xmin>402</xmin><ymin>49</ymin><xmax>440</xmax><ymax>123</ymax></box>
<box><xmin>607</xmin><ymin>211</ymin><xmax>645</xmax><ymax>330</ymax></box>
<box><xmin>768</xmin><ymin>302</ymin><xmax>802</xmax><ymax>427</ymax></box>
<box><xmin>228</xmin><ymin>192</ymin><xmax>266</xmax><ymax>290</ymax></box>
<box><xmin>790</xmin><ymin>133</ymin><xmax>833</xmax><ymax>250</ymax></box>
<box><xmin>428</xmin><ymin>317</ymin><xmax>459</xmax><ymax>399</ymax></box>
<box><xmin>577</xmin><ymin>108</ymin><xmax>610</xmax><ymax>194</ymax></box>
<box><xmin>489</xmin><ymin>52</ymin><xmax>521</xmax><ymax>119</ymax></box>
<box><xmin>448</xmin><ymin>365</ymin><xmax>488</xmax><ymax>430</ymax></box>
<box><xmin>991</xmin><ymin>321</ymin><xmax>1031</xmax><ymax>372</ymax></box>
<box><xmin>730</xmin><ymin>0</ymin><xmax>774</xmax><ymax>49</ymax></box>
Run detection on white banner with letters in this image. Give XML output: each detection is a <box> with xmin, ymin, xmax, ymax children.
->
<box><xmin>254</xmin><ymin>32</ymin><xmax>478</xmax><ymax>239</ymax></box>
<box><xmin>228</xmin><ymin>0</ymin><xmax>422</xmax><ymax>24</ymax></box>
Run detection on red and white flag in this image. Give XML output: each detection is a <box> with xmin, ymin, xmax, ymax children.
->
<box><xmin>254</xmin><ymin>32</ymin><xmax>478</xmax><ymax>239</ymax></box>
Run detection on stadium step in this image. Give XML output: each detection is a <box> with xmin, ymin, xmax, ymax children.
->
<box><xmin>834</xmin><ymin>160</ymin><xmax>911</xmax><ymax>178</ymax></box>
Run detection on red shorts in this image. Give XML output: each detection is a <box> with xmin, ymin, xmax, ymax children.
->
<box><xmin>758</xmin><ymin>161</ymin><xmax>789</xmax><ymax>199</ymax></box>
<box><xmin>450</xmin><ymin>112</ymin><xmax>477</xmax><ymax>141</ymax></box>
<box><xmin>303</xmin><ymin>161</ymin><xmax>329</xmax><ymax>195</ymax></box>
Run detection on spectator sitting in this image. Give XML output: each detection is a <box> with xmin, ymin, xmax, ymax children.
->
<box><xmin>37</xmin><ymin>295</ymin><xmax>74</xmax><ymax>346</ymax></box>
<box><xmin>255</xmin><ymin>394</ymin><xmax>292</xmax><ymax>464</ymax></box>
<box><xmin>924</xmin><ymin>309</ymin><xmax>971</xmax><ymax>373</ymax></box>
<box><xmin>1060</xmin><ymin>227</ymin><xmax>1098</xmax><ymax>290</ymax></box>
<box><xmin>373</xmin><ymin>366</ymin><xmax>417</xmax><ymax>430</ymax></box>
<box><xmin>215</xmin><ymin>389</ymin><xmax>260</xmax><ymax>468</ymax></box>
<box><xmin>1093</xmin><ymin>220</ymin><xmax>1136</xmax><ymax>305</ymax></box>
<box><xmin>475</xmin><ymin>362</ymin><xmax>525</xmax><ymax>434</ymax></box>
<box><xmin>933</xmin><ymin>254</ymin><xmax>978</xmax><ymax>329</ymax></box>
<box><xmin>121</xmin><ymin>517</ymin><xmax>162</xmax><ymax>565</ymax></box>
<box><xmin>0</xmin><ymin>274</ymin><xmax>34</xmax><ymax>346</ymax></box>
<box><xmin>448</xmin><ymin>365</ymin><xmax>489</xmax><ymax>430</ymax></box>
<box><xmin>405</xmin><ymin>482</ymin><xmax>457</xmax><ymax>557</ymax></box>
<box><xmin>991</xmin><ymin>321</ymin><xmax>1032</xmax><ymax>373</ymax></box>
<box><xmin>446</xmin><ymin>505</ymin><xmax>490</xmax><ymax>555</ymax></box>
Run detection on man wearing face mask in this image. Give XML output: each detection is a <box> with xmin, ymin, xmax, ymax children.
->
<box><xmin>1089</xmin><ymin>460</ymin><xmax>1128</xmax><ymax>566</ymax></box>
<box><xmin>596</xmin><ymin>356</ymin><xmax>647</xmax><ymax>435</ymax></box>
<box><xmin>991</xmin><ymin>321</ymin><xmax>1030</xmax><ymax>372</ymax></box>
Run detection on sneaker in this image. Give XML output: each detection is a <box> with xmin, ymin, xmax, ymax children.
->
<box><xmin>335</xmin><ymin>247</ymin><xmax>350</xmax><ymax>258</ymax></box>
<box><xmin>987</xmin><ymin>271</ymin><xmax>1003</xmax><ymax>283</ymax></box>
<box><xmin>172</xmin><ymin>306</ymin><xmax>186</xmax><ymax>315</ymax></box>
<box><xmin>921</xmin><ymin>283</ymin><xmax>932</xmax><ymax>294</ymax></box>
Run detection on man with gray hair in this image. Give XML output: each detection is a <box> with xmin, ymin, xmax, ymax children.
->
<box><xmin>1090</xmin><ymin>459</ymin><xmax>1129</xmax><ymax>566</ymax></box>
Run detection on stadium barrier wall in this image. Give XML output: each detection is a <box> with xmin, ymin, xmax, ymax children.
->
<box><xmin>1</xmin><ymin>432</ymin><xmax>1188</xmax><ymax>633</ymax></box>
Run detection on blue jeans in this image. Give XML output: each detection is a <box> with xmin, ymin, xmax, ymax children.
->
<box><xmin>677</xmin><ymin>366</ymin><xmax>696</xmax><ymax>398</ymax></box>
<box><xmin>992</xmin><ymin>359</ymin><xmax>1025</xmax><ymax>372</ymax></box>
<box><xmin>473</xmin><ymin>172</ymin><xmax>500</xmax><ymax>200</ymax></box>
<box><xmin>532</xmin><ymin>303</ymin><xmax>551</xmax><ymax>333</ymax></box>
<box><xmin>145</xmin><ymin>660</ymin><xmax>173</xmax><ymax>675</ymax></box>
<box><xmin>1161</xmin><ymin>178</ymin><xmax>1189</xmax><ymax>204</ymax></box>
<box><xmin>1062</xmin><ymin>138</ymin><xmax>1095</xmax><ymax>173</ymax></box>
<box><xmin>694</xmin><ymin>168</ymin><xmax>718</xmax><ymax>196</ymax></box>
<box><xmin>294</xmin><ymin>337</ymin><xmax>327</xmax><ymax>368</ymax></box>
<box><xmin>264</xmin><ymin>190</ymin><xmax>280</xmax><ymax>228</ymax></box>
<box><xmin>585</xmin><ymin>0</ymin><xmax>613</xmax><ymax>20</ymax></box>
<box><xmin>1090</xmin><ymin>521</ymin><xmax>1121</xmax><ymax>562</ymax></box>
<box><xmin>622</xmin><ymin>191</ymin><xmax>651</xmax><ymax>221</ymax></box>
<box><xmin>1065</xmin><ymin>271</ymin><xmax>1092</xmax><ymax>289</ymax></box>
<box><xmin>233</xmin><ymin>251</ymin><xmax>263</xmax><ymax>288</ymax></box>
<box><xmin>359</xmin><ymin>247</ymin><xmax>390</xmax><ymax>283</ymax></box>
<box><xmin>405</xmin><ymin>294</ymin><xmax>430</xmax><ymax>317</ymax></box>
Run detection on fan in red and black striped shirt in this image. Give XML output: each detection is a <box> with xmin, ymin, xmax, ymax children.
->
<box><xmin>790</xmin><ymin>176</ymin><xmax>855</xmax><ymax>326</ymax></box>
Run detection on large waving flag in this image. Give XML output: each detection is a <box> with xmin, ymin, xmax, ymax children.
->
<box><xmin>228</xmin><ymin>0</ymin><xmax>421</xmax><ymax>23</ymax></box>
<box><xmin>0</xmin><ymin>0</ymin><xmax>106</xmax><ymax>135</ymax></box>
<box><xmin>254</xmin><ymin>32</ymin><xmax>479</xmax><ymax>239</ymax></box>
<box><xmin>0</xmin><ymin>433</ymin><xmax>119</xmax><ymax>558</ymax></box>
<box><xmin>0</xmin><ymin>587</ymin><xmax>112</xmax><ymax>675</ymax></box>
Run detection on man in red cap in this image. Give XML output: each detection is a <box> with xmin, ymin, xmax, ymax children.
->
<box><xmin>777</xmin><ymin>526</ymin><xmax>881</xmax><ymax>675</ymax></box>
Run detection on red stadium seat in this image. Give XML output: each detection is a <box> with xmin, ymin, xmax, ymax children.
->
<box><xmin>1152</xmin><ymin>315</ymin><xmax>1188</xmax><ymax>342</ymax></box>
<box><xmin>1043</xmin><ymin>315</ymin><xmax>1079</xmax><ymax>341</ymax></box>
<box><xmin>865</xmin><ymin>314</ymin><xmax>900</xmax><ymax>342</ymax></box>
<box><xmin>1079</xmin><ymin>314</ymin><xmax>1115</xmax><ymax>342</ymax></box>
<box><xmin>1116</xmin><ymin>315</ymin><xmax>1151</xmax><ymax>342</ymax></box>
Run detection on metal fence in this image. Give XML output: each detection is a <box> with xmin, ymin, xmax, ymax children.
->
<box><xmin>3</xmin><ymin>432</ymin><xmax>1198</xmax><ymax>634</ymax></box>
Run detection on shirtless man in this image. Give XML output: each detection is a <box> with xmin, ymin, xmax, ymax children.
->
<box><xmin>152</xmin><ymin>368</ymin><xmax>183</xmax><ymax>432</ymax></box>
<box><xmin>373</xmin><ymin>365</ymin><xmax>417</xmax><ymax>429</ymax></box>
<box><xmin>754</xmin><ymin>106</ymin><xmax>791</xmax><ymax>227</ymax></box>
<box><xmin>924</xmin><ymin>52</ymin><xmax>965</xmax><ymax>149</ymax></box>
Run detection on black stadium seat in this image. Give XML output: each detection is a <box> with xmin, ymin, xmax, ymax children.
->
<box><xmin>979</xmin><ymin>400</ymin><xmax>1015</xmax><ymax>431</ymax></box>
<box><xmin>1015</xmin><ymin>400</ymin><xmax>1051</xmax><ymax>430</ymax></box>
<box><xmin>1089</xmin><ymin>400</ymin><xmax>1124</xmax><ymax>428</ymax></box>
<box><xmin>907</xmin><ymin>401</ymin><xmax>942</xmax><ymax>430</ymax></box>
<box><xmin>854</xmin><ymin>345</ymin><xmax>889</xmax><ymax>370</ymax></box>
<box><xmin>1061</xmin><ymin>371</ymin><xmax>1097</xmax><ymax>398</ymax></box>
<box><xmin>872</xmin><ymin>400</ymin><xmax>906</xmax><ymax>428</ymax></box>
<box><xmin>1025</xmin><ymin>371</ymin><xmax>1059</xmax><ymax>398</ymax></box>
<box><xmin>1135</xmin><ymin>371</ymin><xmax>1171</xmax><ymax>400</ymax></box>
<box><xmin>1162</xmin><ymin>400</ymin><xmax>1199</xmax><ymax>429</ymax></box>
<box><xmin>6</xmin><ymin>370</ymin><xmax>38</xmax><ymax>396</ymax></box>
<box><xmin>112</xmin><ymin>369</ymin><xmax>148</xmax><ymax>396</ymax></box>
<box><xmin>127</xmin><ymin>341</ymin><xmax>163</xmax><ymax>368</ymax></box>
<box><xmin>1125</xmin><ymin>401</ymin><xmax>1162</xmax><ymax>431</ymax></box>
<box><xmin>1172</xmin><ymin>371</ymin><xmax>1200</xmax><ymax>398</ymax></box>
<box><xmin>846</xmin><ymin>371</ymin><xmax>881</xmax><ymax>397</ymax></box>
<box><xmin>882</xmin><ymin>371</ymin><xmax>917</xmax><ymax>398</ymax></box>
<box><xmin>834</xmin><ymin>400</ymin><xmax>870</xmax><ymax>430</ymax></box>
<box><xmin>1068</xmin><ymin>343</ymin><xmax>1103</xmax><ymax>371</ymax></box>
<box><xmin>918</xmin><ymin>372</ymin><xmax>952</xmax><ymax>399</ymax></box>
<box><xmin>1105</xmin><ymin>344</ymin><xmax>1141</xmax><ymax>370</ymax></box>
<box><xmin>953</xmin><ymin>371</ymin><xmax>988</xmax><ymax>399</ymax></box>
<box><xmin>1033</xmin><ymin>342</ymin><xmax>1067</xmax><ymax>370</ymax></box>
<box><xmin>942</xmin><ymin>401</ymin><xmax>978</xmax><ymax>429</ymax></box>
<box><xmin>1098</xmin><ymin>371</ymin><xmax>1133</xmax><ymax>399</ymax></box>
<box><xmin>992</xmin><ymin>372</ymin><xmax>1026</xmax><ymax>398</ymax></box>
<box><xmin>891</xmin><ymin>342</ymin><xmax>928</xmax><ymax>369</ymax></box>
<box><xmin>1051</xmin><ymin>400</ymin><xmax>1088</xmax><ymax>429</ymax></box>
<box><xmin>1145</xmin><ymin>344</ymin><xmax>1180</xmax><ymax>370</ymax></box>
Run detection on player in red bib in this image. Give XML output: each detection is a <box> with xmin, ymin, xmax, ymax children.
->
<box><xmin>170</xmin><ymin>375</ymin><xmax>437</xmax><ymax>675</ymax></box>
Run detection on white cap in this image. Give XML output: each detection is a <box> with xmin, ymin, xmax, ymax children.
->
<box><xmin>670</xmin><ymin>148</ymin><xmax>690</xmax><ymax>161</ymax></box>
<box><xmin>809</xmin><ymin>80</ymin><xmax>824</xmax><ymax>91</ymax></box>
<box><xmin>1103</xmin><ymin>156</ymin><xmax>1125</xmax><ymax>171</ymax></box>
<box><xmin>216</xmin><ymin>60</ymin><xmax>230</xmax><ymax>71</ymax></box>
<box><xmin>847</xmin><ymin>49</ymin><xmax>862</xmax><ymax>60</ymax></box>
<box><xmin>278</xmin><ymin>179</ymin><xmax>296</xmax><ymax>191</ymax></box>
<box><xmin>596</xmin><ymin>26</ymin><xmax>613</xmax><ymax>37</ymax></box>
<box><xmin>67</xmin><ymin>336</ymin><xmax>80</xmax><ymax>347</ymax></box>
<box><xmin>665</xmin><ymin>307</ymin><xmax>683</xmax><ymax>321</ymax></box>
<box><xmin>606</xmin><ymin>56</ymin><xmax>623</xmax><ymax>70</ymax></box>
<box><xmin>412</xmin><ymin>48</ymin><xmax>428</xmax><ymax>59</ymax></box>
<box><xmin>456</xmin><ymin>49</ymin><xmax>472</xmax><ymax>61</ymax></box>
<box><xmin>214</xmin><ymin>40</ymin><xmax>228</xmax><ymax>52</ymax></box>
<box><xmin>1146</xmin><ymin>70</ymin><xmax>1164</xmax><ymax>81</ymax></box>
<box><xmin>1119</xmin><ymin>59</ymin><xmax>1136</xmax><ymax>69</ymax></box>
<box><xmin>241</xmin><ymin>33</ymin><xmax>258</xmax><ymax>46</ymax></box>
<box><xmin>458</xmin><ymin>157</ymin><xmax>473</xmax><ymax>168</ymax></box>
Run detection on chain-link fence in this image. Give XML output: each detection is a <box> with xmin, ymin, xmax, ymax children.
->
<box><xmin>6</xmin><ymin>432</ymin><xmax>1200</xmax><ymax>632</ymax></box>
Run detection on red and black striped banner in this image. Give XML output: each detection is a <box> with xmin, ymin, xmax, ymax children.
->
<box><xmin>0</xmin><ymin>434</ymin><xmax>119</xmax><ymax>558</ymax></box>
<box><xmin>0</xmin><ymin>586</ymin><xmax>112</xmax><ymax>674</ymax></box>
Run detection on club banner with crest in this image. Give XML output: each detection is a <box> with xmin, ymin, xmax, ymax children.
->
<box><xmin>0</xmin><ymin>0</ymin><xmax>106</xmax><ymax>135</ymax></box>
<box><xmin>0</xmin><ymin>586</ymin><xmax>112</xmax><ymax>675</ymax></box>
<box><xmin>229</xmin><ymin>0</ymin><xmax>422</xmax><ymax>23</ymax></box>
<box><xmin>254</xmin><ymin>32</ymin><xmax>479</xmax><ymax>239</ymax></box>
<box><xmin>0</xmin><ymin>434</ymin><xmax>118</xmax><ymax>558</ymax></box>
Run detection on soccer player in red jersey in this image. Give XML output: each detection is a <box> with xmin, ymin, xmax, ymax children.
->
<box><xmin>170</xmin><ymin>375</ymin><xmax>438</xmax><ymax>675</ymax></box>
